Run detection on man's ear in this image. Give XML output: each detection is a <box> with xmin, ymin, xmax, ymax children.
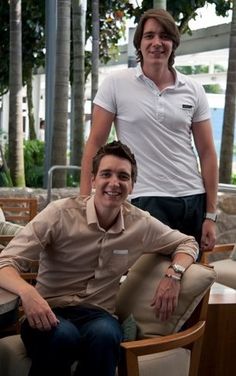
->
<box><xmin>91</xmin><ymin>175</ymin><xmax>95</xmax><ymax>189</ymax></box>
<box><xmin>129</xmin><ymin>184</ymin><xmax>134</xmax><ymax>195</ymax></box>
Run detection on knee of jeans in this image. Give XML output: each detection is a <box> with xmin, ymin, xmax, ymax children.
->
<box><xmin>52</xmin><ymin>320</ymin><xmax>81</xmax><ymax>349</ymax></box>
<box><xmin>92</xmin><ymin>319</ymin><xmax>123</xmax><ymax>344</ymax></box>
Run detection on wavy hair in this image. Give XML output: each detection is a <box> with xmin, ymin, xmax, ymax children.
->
<box><xmin>133</xmin><ymin>9</ymin><xmax>180</xmax><ymax>69</ymax></box>
<box><xmin>92</xmin><ymin>141</ymin><xmax>137</xmax><ymax>184</ymax></box>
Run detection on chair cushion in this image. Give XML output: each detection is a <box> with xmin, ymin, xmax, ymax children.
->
<box><xmin>0</xmin><ymin>208</ymin><xmax>5</xmax><ymax>222</ymax></box>
<box><xmin>0</xmin><ymin>335</ymin><xmax>31</xmax><ymax>376</ymax></box>
<box><xmin>121</xmin><ymin>314</ymin><xmax>137</xmax><ymax>341</ymax></box>
<box><xmin>210</xmin><ymin>259</ymin><xmax>236</xmax><ymax>289</ymax></box>
<box><xmin>138</xmin><ymin>348</ymin><xmax>190</xmax><ymax>376</ymax></box>
<box><xmin>116</xmin><ymin>254</ymin><xmax>216</xmax><ymax>338</ymax></box>
<box><xmin>0</xmin><ymin>221</ymin><xmax>23</xmax><ymax>236</ymax></box>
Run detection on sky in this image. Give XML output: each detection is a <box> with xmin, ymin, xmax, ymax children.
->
<box><xmin>128</xmin><ymin>3</ymin><xmax>232</xmax><ymax>30</ymax></box>
<box><xmin>189</xmin><ymin>3</ymin><xmax>232</xmax><ymax>30</ymax></box>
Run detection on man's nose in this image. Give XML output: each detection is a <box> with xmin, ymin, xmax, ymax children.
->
<box><xmin>109</xmin><ymin>175</ymin><xmax>119</xmax><ymax>185</ymax></box>
<box><xmin>152</xmin><ymin>34</ymin><xmax>162</xmax><ymax>45</ymax></box>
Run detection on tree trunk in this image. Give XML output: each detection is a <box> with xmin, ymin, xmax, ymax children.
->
<box><xmin>8</xmin><ymin>0</ymin><xmax>25</xmax><ymax>187</ymax></box>
<box><xmin>70</xmin><ymin>0</ymin><xmax>86</xmax><ymax>179</ymax></box>
<box><xmin>51</xmin><ymin>0</ymin><xmax>71</xmax><ymax>187</ymax></box>
<box><xmin>91</xmin><ymin>0</ymin><xmax>99</xmax><ymax>108</ymax></box>
<box><xmin>219</xmin><ymin>0</ymin><xmax>236</xmax><ymax>183</ymax></box>
<box><xmin>26</xmin><ymin>72</ymin><xmax>37</xmax><ymax>140</ymax></box>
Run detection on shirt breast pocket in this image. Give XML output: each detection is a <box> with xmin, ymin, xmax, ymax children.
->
<box><xmin>107</xmin><ymin>250</ymin><xmax>129</xmax><ymax>275</ymax></box>
<box><xmin>164</xmin><ymin>104</ymin><xmax>194</xmax><ymax>130</ymax></box>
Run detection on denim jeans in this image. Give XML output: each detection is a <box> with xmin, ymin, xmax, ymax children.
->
<box><xmin>132</xmin><ymin>194</ymin><xmax>206</xmax><ymax>260</ymax></box>
<box><xmin>21</xmin><ymin>304</ymin><xmax>123</xmax><ymax>376</ymax></box>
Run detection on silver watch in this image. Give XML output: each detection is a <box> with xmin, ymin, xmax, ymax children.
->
<box><xmin>169</xmin><ymin>263</ymin><xmax>186</xmax><ymax>275</ymax></box>
<box><xmin>204</xmin><ymin>212</ymin><xmax>217</xmax><ymax>222</ymax></box>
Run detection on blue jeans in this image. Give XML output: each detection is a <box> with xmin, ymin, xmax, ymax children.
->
<box><xmin>21</xmin><ymin>304</ymin><xmax>123</xmax><ymax>376</ymax></box>
<box><xmin>132</xmin><ymin>194</ymin><xmax>206</xmax><ymax>260</ymax></box>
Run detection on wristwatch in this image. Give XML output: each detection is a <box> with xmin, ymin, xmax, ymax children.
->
<box><xmin>204</xmin><ymin>212</ymin><xmax>217</xmax><ymax>222</ymax></box>
<box><xmin>169</xmin><ymin>263</ymin><xmax>186</xmax><ymax>276</ymax></box>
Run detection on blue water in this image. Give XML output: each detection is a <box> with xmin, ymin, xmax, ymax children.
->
<box><xmin>210</xmin><ymin>108</ymin><xmax>236</xmax><ymax>162</ymax></box>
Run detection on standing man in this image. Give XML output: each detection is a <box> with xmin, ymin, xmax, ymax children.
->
<box><xmin>80</xmin><ymin>9</ymin><xmax>218</xmax><ymax>256</ymax></box>
<box><xmin>0</xmin><ymin>141</ymin><xmax>198</xmax><ymax>376</ymax></box>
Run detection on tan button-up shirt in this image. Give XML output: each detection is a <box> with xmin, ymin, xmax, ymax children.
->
<box><xmin>0</xmin><ymin>196</ymin><xmax>198</xmax><ymax>314</ymax></box>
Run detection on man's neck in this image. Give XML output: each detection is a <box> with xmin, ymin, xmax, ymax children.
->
<box><xmin>142</xmin><ymin>64</ymin><xmax>175</xmax><ymax>91</ymax></box>
<box><xmin>96</xmin><ymin>207</ymin><xmax>121</xmax><ymax>231</ymax></box>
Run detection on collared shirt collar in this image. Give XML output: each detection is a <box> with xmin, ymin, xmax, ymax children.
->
<box><xmin>135</xmin><ymin>63</ymin><xmax>186</xmax><ymax>88</ymax></box>
<box><xmin>86</xmin><ymin>195</ymin><xmax>125</xmax><ymax>233</ymax></box>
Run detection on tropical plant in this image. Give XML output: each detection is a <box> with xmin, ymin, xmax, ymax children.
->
<box><xmin>132</xmin><ymin>0</ymin><xmax>231</xmax><ymax>34</ymax></box>
<box><xmin>0</xmin><ymin>1</ymin><xmax>45</xmax><ymax>138</ymax></box>
<box><xmin>1</xmin><ymin>0</ymin><xmax>235</xmax><ymax>186</ymax></box>
<box><xmin>24</xmin><ymin>140</ymin><xmax>44</xmax><ymax>187</ymax></box>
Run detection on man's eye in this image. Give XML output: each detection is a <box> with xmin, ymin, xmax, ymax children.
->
<box><xmin>119</xmin><ymin>174</ymin><xmax>130</xmax><ymax>181</ymax></box>
<box><xmin>144</xmin><ymin>33</ymin><xmax>153</xmax><ymax>39</ymax></box>
<box><xmin>100</xmin><ymin>172</ymin><xmax>110</xmax><ymax>178</ymax></box>
<box><xmin>161</xmin><ymin>33</ymin><xmax>171</xmax><ymax>40</ymax></box>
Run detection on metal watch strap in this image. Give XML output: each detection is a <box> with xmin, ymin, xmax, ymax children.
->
<box><xmin>165</xmin><ymin>273</ymin><xmax>181</xmax><ymax>281</ymax></box>
<box><xmin>169</xmin><ymin>263</ymin><xmax>186</xmax><ymax>275</ymax></box>
<box><xmin>204</xmin><ymin>212</ymin><xmax>217</xmax><ymax>222</ymax></box>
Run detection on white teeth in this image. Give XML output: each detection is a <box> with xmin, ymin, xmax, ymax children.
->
<box><xmin>106</xmin><ymin>192</ymin><xmax>119</xmax><ymax>196</ymax></box>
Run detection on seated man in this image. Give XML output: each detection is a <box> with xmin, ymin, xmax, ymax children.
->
<box><xmin>0</xmin><ymin>141</ymin><xmax>198</xmax><ymax>376</ymax></box>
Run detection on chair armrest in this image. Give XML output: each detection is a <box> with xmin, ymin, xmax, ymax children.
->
<box><xmin>119</xmin><ymin>321</ymin><xmax>206</xmax><ymax>376</ymax></box>
<box><xmin>201</xmin><ymin>243</ymin><xmax>235</xmax><ymax>264</ymax></box>
<box><xmin>120</xmin><ymin>321</ymin><xmax>205</xmax><ymax>356</ymax></box>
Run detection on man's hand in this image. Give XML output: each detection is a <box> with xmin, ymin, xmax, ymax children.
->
<box><xmin>20</xmin><ymin>285</ymin><xmax>59</xmax><ymax>331</ymax></box>
<box><xmin>151</xmin><ymin>275</ymin><xmax>181</xmax><ymax>321</ymax></box>
<box><xmin>201</xmin><ymin>219</ymin><xmax>216</xmax><ymax>251</ymax></box>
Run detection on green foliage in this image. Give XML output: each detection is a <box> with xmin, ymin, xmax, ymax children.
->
<box><xmin>108</xmin><ymin>124</ymin><xmax>117</xmax><ymax>143</ymax></box>
<box><xmin>66</xmin><ymin>173</ymin><xmax>80</xmax><ymax>188</ymax></box>
<box><xmin>176</xmin><ymin>65</ymin><xmax>224</xmax><ymax>93</ymax></box>
<box><xmin>0</xmin><ymin>166</ymin><xmax>13</xmax><ymax>187</ymax></box>
<box><xmin>132</xmin><ymin>0</ymin><xmax>232</xmax><ymax>33</ymax></box>
<box><xmin>84</xmin><ymin>1</ymin><xmax>136</xmax><ymax>78</ymax></box>
<box><xmin>229</xmin><ymin>146</ymin><xmax>236</xmax><ymax>184</ymax></box>
<box><xmin>24</xmin><ymin>140</ymin><xmax>45</xmax><ymax>187</ymax></box>
<box><xmin>1</xmin><ymin>1</ymin><xmax>232</xmax><ymax>94</ymax></box>
<box><xmin>214</xmin><ymin>64</ymin><xmax>226</xmax><ymax>73</ymax></box>
<box><xmin>0</xmin><ymin>0</ymin><xmax>45</xmax><ymax>96</ymax></box>
<box><xmin>203</xmin><ymin>84</ymin><xmax>223</xmax><ymax>94</ymax></box>
<box><xmin>176</xmin><ymin>65</ymin><xmax>209</xmax><ymax>74</ymax></box>
<box><xmin>231</xmin><ymin>174</ymin><xmax>236</xmax><ymax>185</ymax></box>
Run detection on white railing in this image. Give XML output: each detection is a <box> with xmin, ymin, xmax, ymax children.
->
<box><xmin>47</xmin><ymin>165</ymin><xmax>81</xmax><ymax>204</ymax></box>
<box><xmin>218</xmin><ymin>183</ymin><xmax>236</xmax><ymax>193</ymax></box>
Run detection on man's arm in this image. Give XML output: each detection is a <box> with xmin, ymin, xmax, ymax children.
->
<box><xmin>192</xmin><ymin>119</ymin><xmax>218</xmax><ymax>251</ymax></box>
<box><xmin>80</xmin><ymin>105</ymin><xmax>115</xmax><ymax>195</ymax></box>
<box><xmin>0</xmin><ymin>266</ymin><xmax>59</xmax><ymax>331</ymax></box>
<box><xmin>151</xmin><ymin>253</ymin><xmax>194</xmax><ymax>321</ymax></box>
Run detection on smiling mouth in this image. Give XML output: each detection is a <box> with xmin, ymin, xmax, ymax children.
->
<box><xmin>105</xmin><ymin>191</ymin><xmax>121</xmax><ymax>197</ymax></box>
<box><xmin>150</xmin><ymin>50</ymin><xmax>164</xmax><ymax>55</ymax></box>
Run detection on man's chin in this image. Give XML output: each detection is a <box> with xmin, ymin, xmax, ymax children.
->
<box><xmin>104</xmin><ymin>198</ymin><xmax>122</xmax><ymax>207</ymax></box>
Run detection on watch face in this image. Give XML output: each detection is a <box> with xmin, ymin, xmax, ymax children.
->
<box><xmin>205</xmin><ymin>212</ymin><xmax>217</xmax><ymax>221</ymax></box>
<box><xmin>171</xmin><ymin>264</ymin><xmax>185</xmax><ymax>274</ymax></box>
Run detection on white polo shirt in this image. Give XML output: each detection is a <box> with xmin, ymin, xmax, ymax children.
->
<box><xmin>94</xmin><ymin>65</ymin><xmax>211</xmax><ymax>198</ymax></box>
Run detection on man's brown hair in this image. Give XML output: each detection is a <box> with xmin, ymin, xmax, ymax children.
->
<box><xmin>133</xmin><ymin>8</ymin><xmax>180</xmax><ymax>69</ymax></box>
<box><xmin>92</xmin><ymin>141</ymin><xmax>137</xmax><ymax>184</ymax></box>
